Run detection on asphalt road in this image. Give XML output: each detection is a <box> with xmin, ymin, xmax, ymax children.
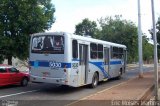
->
<box><xmin>0</xmin><ymin>64</ymin><xmax>154</xmax><ymax>106</ymax></box>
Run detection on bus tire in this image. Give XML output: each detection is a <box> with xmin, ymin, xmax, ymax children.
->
<box><xmin>117</xmin><ymin>68</ymin><xmax>122</xmax><ymax>80</ymax></box>
<box><xmin>90</xmin><ymin>72</ymin><xmax>99</xmax><ymax>88</ymax></box>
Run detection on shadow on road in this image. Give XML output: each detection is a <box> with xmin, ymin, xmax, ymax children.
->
<box><xmin>36</xmin><ymin>77</ymin><xmax>125</xmax><ymax>95</ymax></box>
<box><xmin>0</xmin><ymin>85</ymin><xmax>22</xmax><ymax>90</ymax></box>
<box><xmin>37</xmin><ymin>84</ymin><xmax>85</xmax><ymax>95</ymax></box>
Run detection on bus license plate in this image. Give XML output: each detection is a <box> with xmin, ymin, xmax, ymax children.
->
<box><xmin>42</xmin><ymin>72</ymin><xmax>50</xmax><ymax>77</ymax></box>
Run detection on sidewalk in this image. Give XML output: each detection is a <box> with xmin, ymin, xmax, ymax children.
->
<box><xmin>67</xmin><ymin>71</ymin><xmax>155</xmax><ymax>106</ymax></box>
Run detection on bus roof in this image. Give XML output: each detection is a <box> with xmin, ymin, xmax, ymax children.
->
<box><xmin>31</xmin><ymin>32</ymin><xmax>126</xmax><ymax>48</ymax></box>
<box><xmin>70</xmin><ymin>34</ymin><xmax>126</xmax><ymax>48</ymax></box>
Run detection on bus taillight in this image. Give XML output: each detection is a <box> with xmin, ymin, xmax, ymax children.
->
<box><xmin>64</xmin><ymin>65</ymin><xmax>67</xmax><ymax>72</ymax></box>
<box><xmin>64</xmin><ymin>69</ymin><xmax>67</xmax><ymax>72</ymax></box>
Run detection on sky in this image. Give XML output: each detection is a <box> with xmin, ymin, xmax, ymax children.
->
<box><xmin>50</xmin><ymin>0</ymin><xmax>160</xmax><ymax>38</ymax></box>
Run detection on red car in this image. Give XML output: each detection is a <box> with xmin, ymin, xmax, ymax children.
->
<box><xmin>0</xmin><ymin>64</ymin><xmax>29</xmax><ymax>87</ymax></box>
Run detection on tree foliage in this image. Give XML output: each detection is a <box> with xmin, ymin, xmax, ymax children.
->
<box><xmin>142</xmin><ymin>36</ymin><xmax>153</xmax><ymax>63</ymax></box>
<box><xmin>74</xmin><ymin>18</ymin><xmax>98</xmax><ymax>37</ymax></box>
<box><xmin>75</xmin><ymin>15</ymin><xmax>154</xmax><ymax>63</ymax></box>
<box><xmin>0</xmin><ymin>0</ymin><xmax>55</xmax><ymax>64</ymax></box>
<box><xmin>97</xmin><ymin>16</ymin><xmax>138</xmax><ymax>63</ymax></box>
<box><xmin>149</xmin><ymin>17</ymin><xmax>160</xmax><ymax>62</ymax></box>
<box><xmin>154</xmin><ymin>17</ymin><xmax>160</xmax><ymax>62</ymax></box>
<box><xmin>156</xmin><ymin>17</ymin><xmax>160</xmax><ymax>43</ymax></box>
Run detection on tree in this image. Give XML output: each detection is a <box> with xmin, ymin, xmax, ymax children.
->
<box><xmin>98</xmin><ymin>15</ymin><xmax>138</xmax><ymax>63</ymax></box>
<box><xmin>142</xmin><ymin>36</ymin><xmax>153</xmax><ymax>63</ymax></box>
<box><xmin>75</xmin><ymin>18</ymin><xmax>98</xmax><ymax>37</ymax></box>
<box><xmin>75</xmin><ymin>16</ymin><xmax>154</xmax><ymax>63</ymax></box>
<box><xmin>155</xmin><ymin>17</ymin><xmax>160</xmax><ymax>62</ymax></box>
<box><xmin>0</xmin><ymin>0</ymin><xmax>55</xmax><ymax>65</ymax></box>
<box><xmin>156</xmin><ymin>17</ymin><xmax>160</xmax><ymax>43</ymax></box>
<box><xmin>150</xmin><ymin>17</ymin><xmax>160</xmax><ymax>62</ymax></box>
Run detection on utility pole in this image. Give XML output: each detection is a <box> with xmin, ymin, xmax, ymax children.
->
<box><xmin>151</xmin><ymin>0</ymin><xmax>159</xmax><ymax>102</ymax></box>
<box><xmin>137</xmin><ymin>0</ymin><xmax>143</xmax><ymax>78</ymax></box>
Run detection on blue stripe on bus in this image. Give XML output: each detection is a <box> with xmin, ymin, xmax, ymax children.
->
<box><xmin>89</xmin><ymin>61</ymin><xmax>121</xmax><ymax>78</ymax></box>
<box><xmin>62</xmin><ymin>63</ymin><xmax>71</xmax><ymax>68</ymax></box>
<box><xmin>29</xmin><ymin>60</ymin><xmax>121</xmax><ymax>78</ymax></box>
<box><xmin>72</xmin><ymin>59</ymin><xmax>122</xmax><ymax>65</ymax></box>
<box><xmin>29</xmin><ymin>61</ymin><xmax>71</xmax><ymax>68</ymax></box>
<box><xmin>110</xmin><ymin>61</ymin><xmax>122</xmax><ymax>64</ymax></box>
<box><xmin>89</xmin><ymin>62</ymin><xmax>108</xmax><ymax>78</ymax></box>
<box><xmin>29</xmin><ymin>61</ymin><xmax>35</xmax><ymax>67</ymax></box>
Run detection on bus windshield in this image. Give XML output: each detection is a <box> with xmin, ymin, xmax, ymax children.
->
<box><xmin>31</xmin><ymin>35</ymin><xmax>64</xmax><ymax>54</ymax></box>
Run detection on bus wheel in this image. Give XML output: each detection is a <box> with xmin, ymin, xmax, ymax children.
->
<box><xmin>117</xmin><ymin>69</ymin><xmax>122</xmax><ymax>80</ymax></box>
<box><xmin>90</xmin><ymin>72</ymin><xmax>99</xmax><ymax>88</ymax></box>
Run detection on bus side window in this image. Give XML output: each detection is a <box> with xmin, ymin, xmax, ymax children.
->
<box><xmin>98</xmin><ymin>44</ymin><xmax>103</xmax><ymax>59</ymax></box>
<box><xmin>111</xmin><ymin>47</ymin><xmax>119</xmax><ymax>59</ymax></box>
<box><xmin>118</xmin><ymin>48</ymin><xmax>123</xmax><ymax>59</ymax></box>
<box><xmin>72</xmin><ymin>40</ymin><xmax>78</xmax><ymax>59</ymax></box>
<box><xmin>111</xmin><ymin>47</ymin><xmax>124</xmax><ymax>59</ymax></box>
<box><xmin>90</xmin><ymin>43</ymin><xmax>97</xmax><ymax>59</ymax></box>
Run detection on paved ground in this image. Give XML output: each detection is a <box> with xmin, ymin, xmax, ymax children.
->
<box><xmin>1</xmin><ymin>62</ymin><xmax>155</xmax><ymax>106</ymax></box>
<box><xmin>67</xmin><ymin>71</ymin><xmax>155</xmax><ymax>106</ymax></box>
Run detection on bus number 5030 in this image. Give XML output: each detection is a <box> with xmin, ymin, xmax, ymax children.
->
<box><xmin>49</xmin><ymin>61</ymin><xmax>62</xmax><ymax>69</ymax></box>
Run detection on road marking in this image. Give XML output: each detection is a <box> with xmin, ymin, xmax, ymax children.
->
<box><xmin>66</xmin><ymin>78</ymin><xmax>136</xmax><ymax>106</ymax></box>
<box><xmin>0</xmin><ymin>89</ymin><xmax>40</xmax><ymax>99</ymax></box>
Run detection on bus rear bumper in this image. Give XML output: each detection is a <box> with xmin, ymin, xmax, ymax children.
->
<box><xmin>30</xmin><ymin>75</ymin><xmax>68</xmax><ymax>85</ymax></box>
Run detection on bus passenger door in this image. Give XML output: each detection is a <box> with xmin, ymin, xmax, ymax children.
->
<box><xmin>104</xmin><ymin>47</ymin><xmax>110</xmax><ymax>77</ymax></box>
<box><xmin>79</xmin><ymin>44</ymin><xmax>88</xmax><ymax>85</ymax></box>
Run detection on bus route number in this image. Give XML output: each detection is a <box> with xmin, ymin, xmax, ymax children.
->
<box><xmin>72</xmin><ymin>63</ymin><xmax>78</xmax><ymax>69</ymax></box>
<box><xmin>49</xmin><ymin>61</ymin><xmax>61</xmax><ymax>69</ymax></box>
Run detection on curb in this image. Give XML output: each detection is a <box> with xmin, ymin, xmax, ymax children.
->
<box><xmin>135</xmin><ymin>78</ymin><xmax>160</xmax><ymax>106</ymax></box>
<box><xmin>135</xmin><ymin>85</ymin><xmax>154</xmax><ymax>106</ymax></box>
<box><xmin>66</xmin><ymin>75</ymin><xmax>143</xmax><ymax>106</ymax></box>
<box><xmin>66</xmin><ymin>72</ymin><xmax>155</xmax><ymax>106</ymax></box>
<box><xmin>137</xmin><ymin>85</ymin><xmax>154</xmax><ymax>101</ymax></box>
<box><xmin>138</xmin><ymin>78</ymin><xmax>160</xmax><ymax>101</ymax></box>
<box><xmin>66</xmin><ymin>78</ymin><xmax>136</xmax><ymax>106</ymax></box>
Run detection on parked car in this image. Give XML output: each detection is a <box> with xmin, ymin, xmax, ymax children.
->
<box><xmin>0</xmin><ymin>64</ymin><xmax>30</xmax><ymax>87</ymax></box>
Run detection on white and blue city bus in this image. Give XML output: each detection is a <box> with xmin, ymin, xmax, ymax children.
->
<box><xmin>29</xmin><ymin>32</ymin><xmax>127</xmax><ymax>88</ymax></box>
